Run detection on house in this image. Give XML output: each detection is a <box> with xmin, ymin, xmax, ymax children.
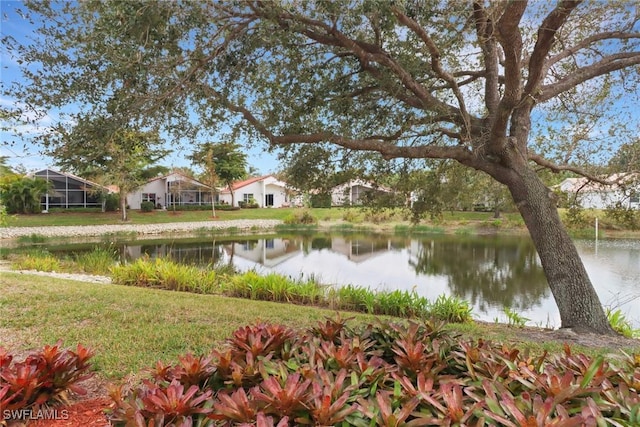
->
<box><xmin>218</xmin><ymin>175</ymin><xmax>295</xmax><ymax>208</ymax></box>
<box><xmin>127</xmin><ymin>172</ymin><xmax>214</xmax><ymax>210</ymax></box>
<box><xmin>32</xmin><ymin>168</ymin><xmax>111</xmax><ymax>211</ymax></box>
<box><xmin>330</xmin><ymin>179</ymin><xmax>393</xmax><ymax>206</ymax></box>
<box><xmin>556</xmin><ymin>173</ymin><xmax>640</xmax><ymax>209</ymax></box>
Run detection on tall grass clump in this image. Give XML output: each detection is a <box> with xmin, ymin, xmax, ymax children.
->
<box><xmin>428</xmin><ymin>294</ymin><xmax>473</xmax><ymax>322</ymax></box>
<box><xmin>606</xmin><ymin>308</ymin><xmax>640</xmax><ymax>338</ymax></box>
<box><xmin>17</xmin><ymin>233</ymin><xmax>47</xmax><ymax>244</ymax></box>
<box><xmin>394</xmin><ymin>224</ymin><xmax>445</xmax><ymax>235</ymax></box>
<box><xmin>109</xmin><ymin>258</ymin><xmax>472</xmax><ymax>322</ymax></box>
<box><xmin>282</xmin><ymin>209</ymin><xmax>317</xmax><ymax>225</ymax></box>
<box><xmin>11</xmin><ymin>249</ymin><xmax>61</xmax><ymax>272</ymax></box>
<box><xmin>110</xmin><ymin>257</ymin><xmax>219</xmax><ymax>293</ymax></box>
<box><xmin>74</xmin><ymin>246</ymin><xmax>119</xmax><ymax>275</ymax></box>
<box><xmin>329</xmin><ymin>284</ymin><xmax>377</xmax><ymax>313</ymax></box>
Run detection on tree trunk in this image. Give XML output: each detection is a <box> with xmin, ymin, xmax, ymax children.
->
<box><xmin>505</xmin><ymin>167</ymin><xmax>615</xmax><ymax>335</ymax></box>
<box><xmin>119</xmin><ymin>190</ymin><xmax>128</xmax><ymax>222</ymax></box>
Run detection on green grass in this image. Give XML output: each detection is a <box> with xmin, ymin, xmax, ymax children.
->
<box><xmin>6</xmin><ymin>208</ymin><xmax>345</xmax><ymax>227</ymax></box>
<box><xmin>3</xmin><ymin>272</ymin><xmax>637</xmax><ymax>382</ymax></box>
<box><xmin>0</xmin><ymin>272</ymin><xmax>382</xmax><ymax>378</ymax></box>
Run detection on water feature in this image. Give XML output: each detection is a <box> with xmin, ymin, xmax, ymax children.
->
<box><xmin>46</xmin><ymin>232</ymin><xmax>640</xmax><ymax>328</ymax></box>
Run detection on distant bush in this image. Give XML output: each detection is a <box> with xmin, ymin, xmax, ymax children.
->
<box><xmin>140</xmin><ymin>201</ymin><xmax>155</xmax><ymax>212</ymax></box>
<box><xmin>283</xmin><ymin>209</ymin><xmax>317</xmax><ymax>225</ymax></box>
<box><xmin>605</xmin><ymin>202</ymin><xmax>639</xmax><ymax>230</ymax></box>
<box><xmin>170</xmin><ymin>204</ymin><xmax>239</xmax><ymax>211</ymax></box>
<box><xmin>103</xmin><ymin>193</ymin><xmax>119</xmax><ymax>212</ymax></box>
<box><xmin>238</xmin><ymin>201</ymin><xmax>259</xmax><ymax>208</ymax></box>
<box><xmin>48</xmin><ymin>207</ymin><xmax>103</xmax><ymax>213</ymax></box>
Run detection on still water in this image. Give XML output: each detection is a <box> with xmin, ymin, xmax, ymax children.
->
<box><xmin>59</xmin><ymin>233</ymin><xmax>640</xmax><ymax>328</ymax></box>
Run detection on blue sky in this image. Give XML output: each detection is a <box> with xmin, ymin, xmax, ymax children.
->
<box><xmin>0</xmin><ymin>1</ymin><xmax>281</xmax><ymax>174</ymax></box>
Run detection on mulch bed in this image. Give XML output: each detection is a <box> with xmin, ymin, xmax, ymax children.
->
<box><xmin>26</xmin><ymin>398</ymin><xmax>112</xmax><ymax>427</ymax></box>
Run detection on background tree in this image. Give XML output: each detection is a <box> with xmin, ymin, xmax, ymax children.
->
<box><xmin>6</xmin><ymin>1</ymin><xmax>640</xmax><ymax>334</ymax></box>
<box><xmin>53</xmin><ymin>115</ymin><xmax>169</xmax><ymax>221</ymax></box>
<box><xmin>608</xmin><ymin>140</ymin><xmax>640</xmax><ymax>173</ymax></box>
<box><xmin>0</xmin><ymin>175</ymin><xmax>50</xmax><ymax>214</ymax></box>
<box><xmin>188</xmin><ymin>142</ymin><xmax>247</xmax><ymax>207</ymax></box>
<box><xmin>191</xmin><ymin>145</ymin><xmax>219</xmax><ymax>218</ymax></box>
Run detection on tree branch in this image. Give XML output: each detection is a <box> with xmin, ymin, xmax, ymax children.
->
<box><xmin>489</xmin><ymin>1</ymin><xmax>527</xmax><ymax>144</ymax></box>
<box><xmin>528</xmin><ymin>151</ymin><xmax>613</xmax><ymax>185</ymax></box>
<box><xmin>201</xmin><ymin>84</ymin><xmax>473</xmax><ymax>164</ymax></box>
<box><xmin>524</xmin><ymin>0</ymin><xmax>582</xmax><ymax>96</ymax></box>
<box><xmin>472</xmin><ymin>1</ymin><xmax>500</xmax><ymax>117</ymax></box>
<box><xmin>392</xmin><ymin>5</ymin><xmax>473</xmax><ymax>140</ymax></box>
<box><xmin>540</xmin><ymin>52</ymin><xmax>640</xmax><ymax>101</ymax></box>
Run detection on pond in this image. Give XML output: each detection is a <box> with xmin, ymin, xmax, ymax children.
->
<box><xmin>46</xmin><ymin>232</ymin><xmax>640</xmax><ymax>328</ymax></box>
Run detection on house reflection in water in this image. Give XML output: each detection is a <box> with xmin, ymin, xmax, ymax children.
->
<box><xmin>220</xmin><ymin>236</ymin><xmax>404</xmax><ymax>268</ymax></box>
<box><xmin>223</xmin><ymin>238</ymin><xmax>302</xmax><ymax>268</ymax></box>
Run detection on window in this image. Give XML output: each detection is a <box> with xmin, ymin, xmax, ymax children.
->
<box><xmin>142</xmin><ymin>193</ymin><xmax>156</xmax><ymax>202</ymax></box>
<box><xmin>265</xmin><ymin>194</ymin><xmax>274</xmax><ymax>206</ymax></box>
<box><xmin>243</xmin><ymin>193</ymin><xmax>254</xmax><ymax>203</ymax></box>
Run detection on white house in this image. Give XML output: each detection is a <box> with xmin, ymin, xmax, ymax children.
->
<box><xmin>127</xmin><ymin>172</ymin><xmax>214</xmax><ymax>210</ymax></box>
<box><xmin>556</xmin><ymin>173</ymin><xmax>640</xmax><ymax>209</ymax></box>
<box><xmin>330</xmin><ymin>179</ymin><xmax>393</xmax><ymax>206</ymax></box>
<box><xmin>218</xmin><ymin>175</ymin><xmax>295</xmax><ymax>208</ymax></box>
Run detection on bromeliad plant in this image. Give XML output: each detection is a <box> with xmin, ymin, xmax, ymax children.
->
<box><xmin>0</xmin><ymin>342</ymin><xmax>94</xmax><ymax>421</ymax></box>
<box><xmin>109</xmin><ymin>316</ymin><xmax>640</xmax><ymax>426</ymax></box>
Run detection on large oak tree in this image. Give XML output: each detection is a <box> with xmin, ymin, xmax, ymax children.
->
<box><xmin>5</xmin><ymin>0</ymin><xmax>640</xmax><ymax>334</ymax></box>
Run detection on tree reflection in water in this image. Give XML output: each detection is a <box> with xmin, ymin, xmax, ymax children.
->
<box><xmin>409</xmin><ymin>236</ymin><xmax>549</xmax><ymax>311</ymax></box>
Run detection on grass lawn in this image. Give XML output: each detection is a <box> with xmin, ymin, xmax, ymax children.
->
<box><xmin>0</xmin><ymin>272</ymin><xmax>383</xmax><ymax>378</ymax></box>
<box><xmin>7</xmin><ymin>207</ymin><xmax>519</xmax><ymax>228</ymax></box>
<box><xmin>2</xmin><ymin>272</ymin><xmax>638</xmax><ymax>381</ymax></box>
<box><xmin>7</xmin><ymin>208</ymin><xmax>344</xmax><ymax>227</ymax></box>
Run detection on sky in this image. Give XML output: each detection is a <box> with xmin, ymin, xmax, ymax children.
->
<box><xmin>0</xmin><ymin>0</ymin><xmax>282</xmax><ymax>175</ymax></box>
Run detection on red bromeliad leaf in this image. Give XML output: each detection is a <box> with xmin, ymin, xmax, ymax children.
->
<box><xmin>0</xmin><ymin>347</ymin><xmax>13</xmax><ymax>369</ymax></box>
<box><xmin>212</xmin><ymin>387</ymin><xmax>258</xmax><ymax>422</ymax></box>
<box><xmin>251</xmin><ymin>373</ymin><xmax>311</xmax><ymax>417</ymax></box>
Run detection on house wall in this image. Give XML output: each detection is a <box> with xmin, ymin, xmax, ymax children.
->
<box><xmin>127</xmin><ymin>180</ymin><xmax>166</xmax><ymax>210</ymax></box>
<box><xmin>331</xmin><ymin>181</ymin><xmax>387</xmax><ymax>206</ymax></box>
<box><xmin>220</xmin><ymin>176</ymin><xmax>291</xmax><ymax>207</ymax></box>
<box><xmin>579</xmin><ymin>189</ymin><xmax>640</xmax><ymax>210</ymax></box>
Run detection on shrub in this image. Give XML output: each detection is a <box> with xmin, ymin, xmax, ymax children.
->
<box><xmin>428</xmin><ymin>294</ymin><xmax>473</xmax><ymax>323</ymax></box>
<box><xmin>238</xmin><ymin>201</ymin><xmax>259</xmax><ymax>209</ymax></box>
<box><xmin>140</xmin><ymin>201</ymin><xmax>155</xmax><ymax>212</ymax></box>
<box><xmin>341</xmin><ymin>209</ymin><xmax>360</xmax><ymax>223</ymax></box>
<box><xmin>605</xmin><ymin>202</ymin><xmax>639</xmax><ymax>230</ymax></box>
<box><xmin>109</xmin><ymin>317</ymin><xmax>640</xmax><ymax>427</ymax></box>
<box><xmin>74</xmin><ymin>245</ymin><xmax>119</xmax><ymax>275</ymax></box>
<box><xmin>11</xmin><ymin>249</ymin><xmax>62</xmax><ymax>272</ymax></box>
<box><xmin>283</xmin><ymin>209</ymin><xmax>317</xmax><ymax>225</ymax></box>
<box><xmin>0</xmin><ymin>342</ymin><xmax>94</xmax><ymax>421</ymax></box>
<box><xmin>563</xmin><ymin>202</ymin><xmax>589</xmax><ymax>228</ymax></box>
<box><xmin>103</xmin><ymin>193</ymin><xmax>119</xmax><ymax>212</ymax></box>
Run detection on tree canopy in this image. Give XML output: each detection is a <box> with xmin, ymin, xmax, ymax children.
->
<box><xmin>188</xmin><ymin>141</ymin><xmax>247</xmax><ymax>206</ymax></box>
<box><xmin>4</xmin><ymin>0</ymin><xmax>640</xmax><ymax>334</ymax></box>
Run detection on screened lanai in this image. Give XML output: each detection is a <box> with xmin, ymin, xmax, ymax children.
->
<box><xmin>33</xmin><ymin>169</ymin><xmax>108</xmax><ymax>211</ymax></box>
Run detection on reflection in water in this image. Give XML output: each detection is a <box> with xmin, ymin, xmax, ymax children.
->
<box><xmin>49</xmin><ymin>233</ymin><xmax>640</xmax><ymax>328</ymax></box>
<box><xmin>408</xmin><ymin>237</ymin><xmax>549</xmax><ymax>312</ymax></box>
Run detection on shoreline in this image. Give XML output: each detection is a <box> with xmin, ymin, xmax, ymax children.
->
<box><xmin>0</xmin><ymin>219</ymin><xmax>283</xmax><ymax>240</ymax></box>
<box><xmin>2</xmin><ymin>218</ymin><xmax>638</xmax><ymax>242</ymax></box>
